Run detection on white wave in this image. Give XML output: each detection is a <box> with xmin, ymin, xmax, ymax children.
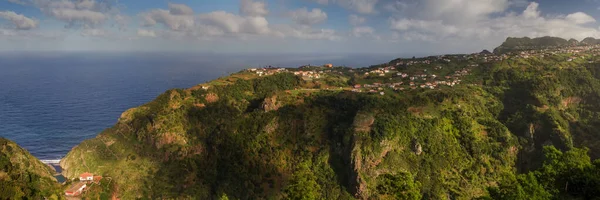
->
<box><xmin>40</xmin><ymin>159</ymin><xmax>61</xmax><ymax>164</ymax></box>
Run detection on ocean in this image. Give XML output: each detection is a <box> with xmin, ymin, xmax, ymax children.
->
<box><xmin>0</xmin><ymin>52</ymin><xmax>398</xmax><ymax>162</ymax></box>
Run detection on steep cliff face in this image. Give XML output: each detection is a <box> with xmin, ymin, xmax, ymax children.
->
<box><xmin>0</xmin><ymin>137</ymin><xmax>62</xmax><ymax>199</ymax></box>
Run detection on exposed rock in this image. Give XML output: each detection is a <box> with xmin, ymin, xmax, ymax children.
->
<box><xmin>412</xmin><ymin>140</ymin><xmax>423</xmax><ymax>155</ymax></box>
<box><xmin>194</xmin><ymin>103</ymin><xmax>206</xmax><ymax>108</ymax></box>
<box><xmin>527</xmin><ymin>123</ymin><xmax>536</xmax><ymax>140</ymax></box>
<box><xmin>169</xmin><ymin>90</ymin><xmax>183</xmax><ymax>109</ymax></box>
<box><xmin>205</xmin><ymin>93</ymin><xmax>219</xmax><ymax>103</ymax></box>
<box><xmin>118</xmin><ymin>107</ymin><xmax>148</xmax><ymax>123</ymax></box>
<box><xmin>261</xmin><ymin>95</ymin><xmax>281</xmax><ymax>112</ymax></box>
<box><xmin>353</xmin><ymin>112</ymin><xmax>375</xmax><ymax>133</ymax></box>
<box><xmin>155</xmin><ymin>132</ymin><xmax>187</xmax><ymax>149</ymax></box>
<box><xmin>561</xmin><ymin>96</ymin><xmax>582</xmax><ymax>108</ymax></box>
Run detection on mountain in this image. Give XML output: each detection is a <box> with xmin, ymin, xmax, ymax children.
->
<box><xmin>480</xmin><ymin>49</ymin><xmax>493</xmax><ymax>55</ymax></box>
<box><xmin>0</xmin><ymin>137</ymin><xmax>62</xmax><ymax>199</ymax></box>
<box><xmin>493</xmin><ymin>36</ymin><xmax>572</xmax><ymax>54</ymax></box>
<box><xmin>60</xmin><ymin>48</ymin><xmax>600</xmax><ymax>199</ymax></box>
<box><xmin>581</xmin><ymin>37</ymin><xmax>600</xmax><ymax>45</ymax></box>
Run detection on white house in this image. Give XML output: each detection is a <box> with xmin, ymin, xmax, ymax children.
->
<box><xmin>79</xmin><ymin>172</ymin><xmax>94</xmax><ymax>181</ymax></box>
<box><xmin>65</xmin><ymin>182</ymin><xmax>87</xmax><ymax>196</ymax></box>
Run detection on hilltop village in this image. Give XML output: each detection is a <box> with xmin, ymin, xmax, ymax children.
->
<box><xmin>235</xmin><ymin>43</ymin><xmax>600</xmax><ymax>96</ymax></box>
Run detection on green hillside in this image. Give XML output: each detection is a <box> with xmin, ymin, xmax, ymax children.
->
<box><xmin>581</xmin><ymin>37</ymin><xmax>600</xmax><ymax>45</ymax></box>
<box><xmin>59</xmin><ymin>45</ymin><xmax>600</xmax><ymax>199</ymax></box>
<box><xmin>493</xmin><ymin>36</ymin><xmax>573</xmax><ymax>54</ymax></box>
<box><xmin>0</xmin><ymin>138</ymin><xmax>63</xmax><ymax>199</ymax></box>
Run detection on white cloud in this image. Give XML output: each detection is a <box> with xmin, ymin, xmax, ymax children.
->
<box><xmin>197</xmin><ymin>11</ymin><xmax>270</xmax><ymax>35</ymax></box>
<box><xmin>80</xmin><ymin>28</ymin><xmax>106</xmax><ymax>37</ymax></box>
<box><xmin>240</xmin><ymin>0</ymin><xmax>268</xmax><ymax>17</ymax></box>
<box><xmin>308</xmin><ymin>0</ymin><xmax>378</xmax><ymax>14</ymax></box>
<box><xmin>141</xmin><ymin>9</ymin><xmax>195</xmax><ymax>31</ymax></box>
<box><xmin>272</xmin><ymin>24</ymin><xmax>340</xmax><ymax>40</ymax></box>
<box><xmin>7</xmin><ymin>0</ymin><xmax>27</xmax><ymax>5</ymax></box>
<box><xmin>168</xmin><ymin>3</ymin><xmax>193</xmax><ymax>16</ymax></box>
<box><xmin>311</xmin><ymin>0</ymin><xmax>329</xmax><ymax>4</ymax></box>
<box><xmin>33</xmin><ymin>0</ymin><xmax>109</xmax><ymax>27</ymax></box>
<box><xmin>137</xmin><ymin>2</ymin><xmax>337</xmax><ymax>41</ymax></box>
<box><xmin>421</xmin><ymin>0</ymin><xmax>510</xmax><ymax>24</ymax></box>
<box><xmin>288</xmin><ymin>8</ymin><xmax>327</xmax><ymax>25</ymax></box>
<box><xmin>137</xmin><ymin>29</ymin><xmax>156</xmax><ymax>37</ymax></box>
<box><xmin>389</xmin><ymin>1</ymin><xmax>600</xmax><ymax>50</ymax></box>
<box><xmin>352</xmin><ymin>26</ymin><xmax>374</xmax><ymax>37</ymax></box>
<box><xmin>522</xmin><ymin>2</ymin><xmax>540</xmax><ymax>19</ymax></box>
<box><xmin>0</xmin><ymin>11</ymin><xmax>39</xmax><ymax>30</ymax></box>
<box><xmin>348</xmin><ymin>14</ymin><xmax>365</xmax><ymax>26</ymax></box>
<box><xmin>337</xmin><ymin>0</ymin><xmax>378</xmax><ymax>14</ymax></box>
<box><xmin>565</xmin><ymin>12</ymin><xmax>596</xmax><ymax>24</ymax></box>
<box><xmin>113</xmin><ymin>14</ymin><xmax>128</xmax><ymax>31</ymax></box>
<box><xmin>7</xmin><ymin>0</ymin><xmax>599</xmax><ymax>53</ymax></box>
<box><xmin>390</xmin><ymin>19</ymin><xmax>458</xmax><ymax>34</ymax></box>
<box><xmin>0</xmin><ymin>27</ymin><xmax>64</xmax><ymax>39</ymax></box>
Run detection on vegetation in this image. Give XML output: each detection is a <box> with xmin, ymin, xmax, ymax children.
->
<box><xmin>48</xmin><ymin>37</ymin><xmax>600</xmax><ymax>199</ymax></box>
<box><xmin>0</xmin><ymin>137</ymin><xmax>63</xmax><ymax>199</ymax></box>
<box><xmin>493</xmin><ymin>36</ymin><xmax>572</xmax><ymax>54</ymax></box>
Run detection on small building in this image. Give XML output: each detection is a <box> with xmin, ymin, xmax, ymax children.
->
<box><xmin>79</xmin><ymin>172</ymin><xmax>94</xmax><ymax>181</ymax></box>
<box><xmin>65</xmin><ymin>182</ymin><xmax>87</xmax><ymax>196</ymax></box>
<box><xmin>324</xmin><ymin>64</ymin><xmax>333</xmax><ymax>68</ymax></box>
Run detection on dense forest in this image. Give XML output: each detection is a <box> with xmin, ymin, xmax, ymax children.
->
<box><xmin>0</xmin><ymin>138</ymin><xmax>63</xmax><ymax>199</ymax></box>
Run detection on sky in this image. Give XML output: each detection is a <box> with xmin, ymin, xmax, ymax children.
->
<box><xmin>2</xmin><ymin>0</ymin><xmax>600</xmax><ymax>54</ymax></box>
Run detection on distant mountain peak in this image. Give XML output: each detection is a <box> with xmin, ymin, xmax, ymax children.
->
<box><xmin>493</xmin><ymin>36</ymin><xmax>587</xmax><ymax>54</ymax></box>
<box><xmin>479</xmin><ymin>49</ymin><xmax>493</xmax><ymax>55</ymax></box>
<box><xmin>581</xmin><ymin>37</ymin><xmax>600</xmax><ymax>45</ymax></box>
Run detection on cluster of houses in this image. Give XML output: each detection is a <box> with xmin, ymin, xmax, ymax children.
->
<box><xmin>247</xmin><ymin>64</ymin><xmax>335</xmax><ymax>78</ymax></box>
<box><xmin>351</xmin><ymin>66</ymin><xmax>471</xmax><ymax>94</ymax></box>
<box><xmin>293</xmin><ymin>70</ymin><xmax>322</xmax><ymax>80</ymax></box>
<box><xmin>247</xmin><ymin>67</ymin><xmax>287</xmax><ymax>76</ymax></box>
<box><xmin>508</xmin><ymin>44</ymin><xmax>600</xmax><ymax>61</ymax></box>
<box><xmin>394</xmin><ymin>59</ymin><xmax>432</xmax><ymax>66</ymax></box>
<box><xmin>64</xmin><ymin>172</ymin><xmax>102</xmax><ymax>197</ymax></box>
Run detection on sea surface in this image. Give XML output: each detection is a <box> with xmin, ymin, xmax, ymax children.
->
<box><xmin>0</xmin><ymin>52</ymin><xmax>399</xmax><ymax>162</ymax></box>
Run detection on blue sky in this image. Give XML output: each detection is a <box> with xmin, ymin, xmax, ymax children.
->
<box><xmin>2</xmin><ymin>0</ymin><xmax>600</xmax><ymax>54</ymax></box>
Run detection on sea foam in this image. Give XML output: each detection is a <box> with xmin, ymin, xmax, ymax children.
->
<box><xmin>40</xmin><ymin>159</ymin><xmax>61</xmax><ymax>164</ymax></box>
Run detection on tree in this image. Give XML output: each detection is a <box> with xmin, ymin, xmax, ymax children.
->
<box><xmin>376</xmin><ymin>172</ymin><xmax>422</xmax><ymax>200</ymax></box>
<box><xmin>283</xmin><ymin>161</ymin><xmax>322</xmax><ymax>200</ymax></box>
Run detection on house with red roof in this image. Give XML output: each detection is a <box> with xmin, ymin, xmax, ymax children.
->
<box><xmin>79</xmin><ymin>172</ymin><xmax>94</xmax><ymax>181</ymax></box>
<box><xmin>65</xmin><ymin>182</ymin><xmax>86</xmax><ymax>196</ymax></box>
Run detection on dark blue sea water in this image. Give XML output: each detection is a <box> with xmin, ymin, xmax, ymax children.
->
<box><xmin>0</xmin><ymin>52</ymin><xmax>398</xmax><ymax>161</ymax></box>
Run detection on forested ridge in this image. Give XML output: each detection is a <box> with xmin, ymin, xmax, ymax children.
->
<box><xmin>0</xmin><ymin>138</ymin><xmax>63</xmax><ymax>199</ymax></box>
<box><xmin>4</xmin><ymin>36</ymin><xmax>600</xmax><ymax>199</ymax></box>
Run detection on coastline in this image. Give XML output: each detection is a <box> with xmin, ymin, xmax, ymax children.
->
<box><xmin>43</xmin><ymin>159</ymin><xmax>67</xmax><ymax>184</ymax></box>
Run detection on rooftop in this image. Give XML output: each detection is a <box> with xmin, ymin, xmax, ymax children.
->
<box><xmin>65</xmin><ymin>182</ymin><xmax>86</xmax><ymax>193</ymax></box>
